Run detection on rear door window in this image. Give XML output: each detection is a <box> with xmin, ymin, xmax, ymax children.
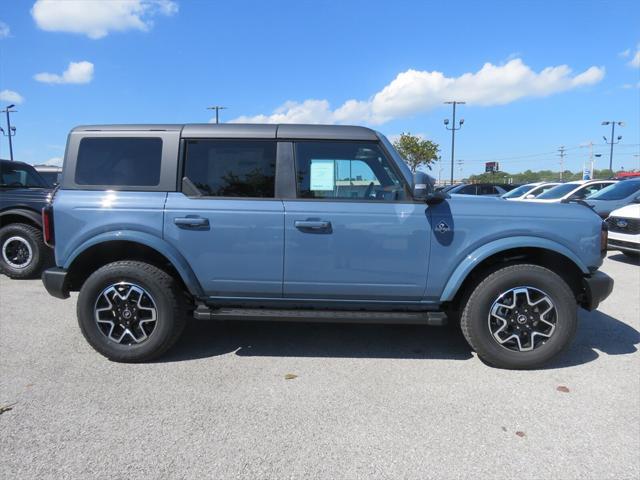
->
<box><xmin>75</xmin><ymin>137</ymin><xmax>162</xmax><ymax>186</ymax></box>
<box><xmin>183</xmin><ymin>140</ymin><xmax>276</xmax><ymax>197</ymax></box>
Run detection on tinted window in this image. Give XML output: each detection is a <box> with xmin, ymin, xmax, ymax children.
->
<box><xmin>294</xmin><ymin>141</ymin><xmax>406</xmax><ymax>200</ymax></box>
<box><xmin>479</xmin><ymin>185</ymin><xmax>498</xmax><ymax>195</ymax></box>
<box><xmin>75</xmin><ymin>137</ymin><xmax>162</xmax><ymax>186</ymax></box>
<box><xmin>184</xmin><ymin>140</ymin><xmax>276</xmax><ymax>197</ymax></box>
<box><xmin>1</xmin><ymin>162</ymin><xmax>48</xmax><ymax>188</ymax></box>
<box><xmin>589</xmin><ymin>180</ymin><xmax>640</xmax><ymax>200</ymax></box>
<box><xmin>536</xmin><ymin>183</ymin><xmax>579</xmax><ymax>199</ymax></box>
<box><xmin>502</xmin><ymin>184</ymin><xmax>535</xmax><ymax>198</ymax></box>
<box><xmin>457</xmin><ymin>185</ymin><xmax>477</xmax><ymax>195</ymax></box>
<box><xmin>38</xmin><ymin>171</ymin><xmax>61</xmax><ymax>187</ymax></box>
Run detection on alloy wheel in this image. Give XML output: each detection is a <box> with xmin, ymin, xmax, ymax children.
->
<box><xmin>94</xmin><ymin>282</ymin><xmax>158</xmax><ymax>345</ymax></box>
<box><xmin>488</xmin><ymin>286</ymin><xmax>557</xmax><ymax>352</ymax></box>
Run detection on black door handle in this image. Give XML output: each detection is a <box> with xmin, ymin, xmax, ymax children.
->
<box><xmin>174</xmin><ymin>216</ymin><xmax>209</xmax><ymax>229</ymax></box>
<box><xmin>294</xmin><ymin>220</ymin><xmax>332</xmax><ymax>233</ymax></box>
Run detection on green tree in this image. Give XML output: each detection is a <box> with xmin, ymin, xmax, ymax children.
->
<box><xmin>392</xmin><ymin>133</ymin><xmax>439</xmax><ymax>173</ymax></box>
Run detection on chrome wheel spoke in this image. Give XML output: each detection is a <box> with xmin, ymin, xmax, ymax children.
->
<box><xmin>93</xmin><ymin>282</ymin><xmax>158</xmax><ymax>345</ymax></box>
<box><xmin>488</xmin><ymin>286</ymin><xmax>557</xmax><ymax>352</ymax></box>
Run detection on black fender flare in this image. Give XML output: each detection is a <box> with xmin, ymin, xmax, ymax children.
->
<box><xmin>0</xmin><ymin>208</ymin><xmax>43</xmax><ymax>227</ymax></box>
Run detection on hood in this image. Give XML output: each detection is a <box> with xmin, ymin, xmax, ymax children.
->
<box><xmin>608</xmin><ymin>203</ymin><xmax>640</xmax><ymax>219</ymax></box>
<box><xmin>446</xmin><ymin>194</ymin><xmax>600</xmax><ymax>221</ymax></box>
<box><xmin>585</xmin><ymin>198</ymin><xmax>629</xmax><ymax>217</ymax></box>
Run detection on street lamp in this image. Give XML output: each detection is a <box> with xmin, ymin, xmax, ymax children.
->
<box><xmin>602</xmin><ymin>121</ymin><xmax>624</xmax><ymax>171</ymax></box>
<box><xmin>444</xmin><ymin>101</ymin><xmax>465</xmax><ymax>184</ymax></box>
<box><xmin>1</xmin><ymin>104</ymin><xmax>17</xmax><ymax>161</ymax></box>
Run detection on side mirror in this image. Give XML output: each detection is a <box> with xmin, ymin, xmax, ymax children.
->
<box><xmin>413</xmin><ymin>171</ymin><xmax>448</xmax><ymax>205</ymax></box>
<box><xmin>424</xmin><ymin>190</ymin><xmax>450</xmax><ymax>205</ymax></box>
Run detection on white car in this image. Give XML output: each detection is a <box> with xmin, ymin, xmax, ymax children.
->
<box><xmin>501</xmin><ymin>181</ymin><xmax>560</xmax><ymax>200</ymax></box>
<box><xmin>523</xmin><ymin>180</ymin><xmax>616</xmax><ymax>203</ymax></box>
<box><xmin>606</xmin><ymin>203</ymin><xmax>640</xmax><ymax>259</ymax></box>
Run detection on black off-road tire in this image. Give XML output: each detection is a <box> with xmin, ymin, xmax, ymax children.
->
<box><xmin>77</xmin><ymin>261</ymin><xmax>187</xmax><ymax>362</ymax></box>
<box><xmin>460</xmin><ymin>264</ymin><xmax>577</xmax><ymax>370</ymax></box>
<box><xmin>0</xmin><ymin>223</ymin><xmax>50</xmax><ymax>279</ymax></box>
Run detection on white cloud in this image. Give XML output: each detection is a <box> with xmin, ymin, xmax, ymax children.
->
<box><xmin>629</xmin><ymin>49</ymin><xmax>640</xmax><ymax>68</ymax></box>
<box><xmin>0</xmin><ymin>21</ymin><xmax>9</xmax><ymax>38</ymax></box>
<box><xmin>34</xmin><ymin>61</ymin><xmax>94</xmax><ymax>84</ymax></box>
<box><xmin>619</xmin><ymin>48</ymin><xmax>631</xmax><ymax>58</ymax></box>
<box><xmin>31</xmin><ymin>0</ymin><xmax>178</xmax><ymax>39</ymax></box>
<box><xmin>0</xmin><ymin>89</ymin><xmax>24</xmax><ymax>104</ymax></box>
<box><xmin>44</xmin><ymin>157</ymin><xmax>63</xmax><ymax>166</ymax></box>
<box><xmin>231</xmin><ymin>58</ymin><xmax>605</xmax><ymax>126</ymax></box>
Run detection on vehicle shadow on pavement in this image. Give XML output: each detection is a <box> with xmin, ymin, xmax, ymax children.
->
<box><xmin>607</xmin><ymin>253</ymin><xmax>640</xmax><ymax>266</ymax></box>
<box><xmin>544</xmin><ymin>309</ymin><xmax>640</xmax><ymax>369</ymax></box>
<box><xmin>163</xmin><ymin>309</ymin><xmax>639</xmax><ymax>367</ymax></box>
<box><xmin>162</xmin><ymin>321</ymin><xmax>474</xmax><ymax>362</ymax></box>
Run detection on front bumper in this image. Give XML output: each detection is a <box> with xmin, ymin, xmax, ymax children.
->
<box><xmin>581</xmin><ymin>271</ymin><xmax>614</xmax><ymax>311</ymax></box>
<box><xmin>42</xmin><ymin>267</ymin><xmax>70</xmax><ymax>299</ymax></box>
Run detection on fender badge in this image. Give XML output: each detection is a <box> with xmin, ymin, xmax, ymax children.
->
<box><xmin>435</xmin><ymin>221</ymin><xmax>450</xmax><ymax>234</ymax></box>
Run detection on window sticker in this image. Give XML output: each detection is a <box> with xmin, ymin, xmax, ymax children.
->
<box><xmin>310</xmin><ymin>159</ymin><xmax>335</xmax><ymax>191</ymax></box>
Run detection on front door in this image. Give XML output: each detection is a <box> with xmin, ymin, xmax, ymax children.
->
<box><xmin>164</xmin><ymin>139</ymin><xmax>284</xmax><ymax>297</ymax></box>
<box><xmin>283</xmin><ymin>140</ymin><xmax>430</xmax><ymax>301</ymax></box>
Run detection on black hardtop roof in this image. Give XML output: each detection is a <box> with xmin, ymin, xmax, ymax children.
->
<box><xmin>70</xmin><ymin>123</ymin><xmax>379</xmax><ymax>141</ymax></box>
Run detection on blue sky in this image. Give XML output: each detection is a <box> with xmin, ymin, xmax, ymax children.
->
<box><xmin>1</xmin><ymin>0</ymin><xmax>639</xmax><ymax>179</ymax></box>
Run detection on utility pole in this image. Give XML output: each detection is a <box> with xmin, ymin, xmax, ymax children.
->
<box><xmin>602</xmin><ymin>121</ymin><xmax>624</xmax><ymax>171</ymax></box>
<box><xmin>558</xmin><ymin>146</ymin><xmax>566</xmax><ymax>181</ymax></box>
<box><xmin>1</xmin><ymin>104</ymin><xmax>17</xmax><ymax>161</ymax></box>
<box><xmin>444</xmin><ymin>101</ymin><xmax>465</xmax><ymax>184</ymax></box>
<box><xmin>207</xmin><ymin>105</ymin><xmax>227</xmax><ymax>124</ymax></box>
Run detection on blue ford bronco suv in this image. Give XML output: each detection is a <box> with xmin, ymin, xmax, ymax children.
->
<box><xmin>41</xmin><ymin>124</ymin><xmax>613</xmax><ymax>369</ymax></box>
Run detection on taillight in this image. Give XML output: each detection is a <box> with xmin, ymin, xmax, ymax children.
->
<box><xmin>42</xmin><ymin>205</ymin><xmax>54</xmax><ymax>247</ymax></box>
<box><xmin>600</xmin><ymin>220</ymin><xmax>608</xmax><ymax>254</ymax></box>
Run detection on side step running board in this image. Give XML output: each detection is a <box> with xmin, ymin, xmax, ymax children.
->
<box><xmin>193</xmin><ymin>305</ymin><xmax>447</xmax><ymax>326</ymax></box>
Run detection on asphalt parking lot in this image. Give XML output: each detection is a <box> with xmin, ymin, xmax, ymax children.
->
<box><xmin>1</xmin><ymin>253</ymin><xmax>638</xmax><ymax>480</ymax></box>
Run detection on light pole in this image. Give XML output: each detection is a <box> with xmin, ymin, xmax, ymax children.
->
<box><xmin>602</xmin><ymin>121</ymin><xmax>624</xmax><ymax>171</ymax></box>
<box><xmin>207</xmin><ymin>105</ymin><xmax>227</xmax><ymax>124</ymax></box>
<box><xmin>444</xmin><ymin>101</ymin><xmax>465</xmax><ymax>184</ymax></box>
<box><xmin>1</xmin><ymin>104</ymin><xmax>17</xmax><ymax>161</ymax></box>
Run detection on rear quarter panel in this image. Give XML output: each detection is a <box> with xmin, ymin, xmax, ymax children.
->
<box><xmin>53</xmin><ymin>190</ymin><xmax>167</xmax><ymax>266</ymax></box>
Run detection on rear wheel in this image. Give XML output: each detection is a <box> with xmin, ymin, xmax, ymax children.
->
<box><xmin>460</xmin><ymin>264</ymin><xmax>577</xmax><ymax>369</ymax></box>
<box><xmin>77</xmin><ymin>261</ymin><xmax>187</xmax><ymax>362</ymax></box>
<box><xmin>0</xmin><ymin>223</ymin><xmax>49</xmax><ymax>279</ymax></box>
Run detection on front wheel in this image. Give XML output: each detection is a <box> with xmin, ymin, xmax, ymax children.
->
<box><xmin>77</xmin><ymin>261</ymin><xmax>187</xmax><ymax>362</ymax></box>
<box><xmin>460</xmin><ymin>264</ymin><xmax>577</xmax><ymax>369</ymax></box>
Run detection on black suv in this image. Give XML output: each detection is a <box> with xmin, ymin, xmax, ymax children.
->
<box><xmin>0</xmin><ymin>159</ymin><xmax>53</xmax><ymax>278</ymax></box>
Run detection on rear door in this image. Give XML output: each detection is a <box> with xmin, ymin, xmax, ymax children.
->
<box><xmin>282</xmin><ymin>140</ymin><xmax>430</xmax><ymax>301</ymax></box>
<box><xmin>164</xmin><ymin>139</ymin><xmax>284</xmax><ymax>297</ymax></box>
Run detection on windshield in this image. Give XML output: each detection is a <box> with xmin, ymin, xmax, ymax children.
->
<box><xmin>502</xmin><ymin>184</ymin><xmax>536</xmax><ymax>198</ymax></box>
<box><xmin>37</xmin><ymin>171</ymin><xmax>61</xmax><ymax>187</ymax></box>
<box><xmin>0</xmin><ymin>162</ymin><xmax>48</xmax><ymax>188</ymax></box>
<box><xmin>535</xmin><ymin>183</ymin><xmax>579</xmax><ymax>199</ymax></box>
<box><xmin>588</xmin><ymin>180</ymin><xmax>640</xmax><ymax>200</ymax></box>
